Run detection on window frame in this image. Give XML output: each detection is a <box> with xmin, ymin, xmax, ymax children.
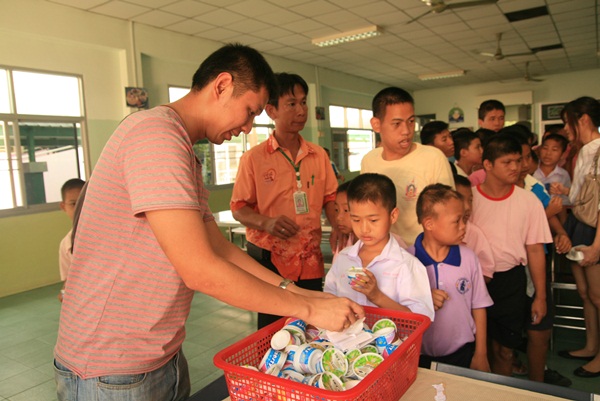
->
<box><xmin>0</xmin><ymin>66</ymin><xmax>89</xmax><ymax>217</ymax></box>
<box><xmin>328</xmin><ymin>104</ymin><xmax>375</xmax><ymax>173</ymax></box>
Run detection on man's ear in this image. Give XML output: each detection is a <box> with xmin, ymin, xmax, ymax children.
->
<box><xmin>459</xmin><ymin>147</ymin><xmax>468</xmax><ymax>159</ymax></box>
<box><xmin>59</xmin><ymin>201</ymin><xmax>66</xmax><ymax>213</ymax></box>
<box><xmin>370</xmin><ymin>116</ymin><xmax>381</xmax><ymax>133</ymax></box>
<box><xmin>478</xmin><ymin>119</ymin><xmax>484</xmax><ymax>128</ymax></box>
<box><xmin>213</xmin><ymin>72</ymin><xmax>234</xmax><ymax>99</ymax></box>
<box><xmin>265</xmin><ymin>103</ymin><xmax>278</xmax><ymax>120</ymax></box>
<box><xmin>482</xmin><ymin>159</ymin><xmax>492</xmax><ymax>172</ymax></box>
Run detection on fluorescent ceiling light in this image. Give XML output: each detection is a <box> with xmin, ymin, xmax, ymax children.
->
<box><xmin>418</xmin><ymin>70</ymin><xmax>465</xmax><ymax>81</ymax></box>
<box><xmin>312</xmin><ymin>25</ymin><xmax>383</xmax><ymax>47</ymax></box>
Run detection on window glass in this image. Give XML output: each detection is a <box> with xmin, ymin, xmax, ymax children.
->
<box><xmin>0</xmin><ymin>69</ymin><xmax>10</xmax><ymax>113</ymax></box>
<box><xmin>168</xmin><ymin>86</ymin><xmax>189</xmax><ymax>102</ymax></box>
<box><xmin>346</xmin><ymin>107</ymin><xmax>360</xmax><ymax>128</ymax></box>
<box><xmin>13</xmin><ymin>71</ymin><xmax>82</xmax><ymax>117</ymax></box>
<box><xmin>329</xmin><ymin>105</ymin><xmax>345</xmax><ymax>127</ymax></box>
<box><xmin>347</xmin><ymin>129</ymin><xmax>374</xmax><ymax>172</ymax></box>
<box><xmin>360</xmin><ymin>109</ymin><xmax>373</xmax><ymax>129</ymax></box>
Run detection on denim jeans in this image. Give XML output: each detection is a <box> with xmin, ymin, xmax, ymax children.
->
<box><xmin>54</xmin><ymin>350</ymin><xmax>190</xmax><ymax>401</ymax></box>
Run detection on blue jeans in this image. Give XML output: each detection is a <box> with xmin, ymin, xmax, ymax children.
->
<box><xmin>54</xmin><ymin>351</ymin><xmax>190</xmax><ymax>401</ymax></box>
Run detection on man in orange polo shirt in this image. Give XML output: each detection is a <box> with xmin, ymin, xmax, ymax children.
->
<box><xmin>231</xmin><ymin>73</ymin><xmax>339</xmax><ymax>329</ymax></box>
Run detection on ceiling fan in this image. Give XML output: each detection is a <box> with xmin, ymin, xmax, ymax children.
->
<box><xmin>480</xmin><ymin>32</ymin><xmax>537</xmax><ymax>61</ymax></box>
<box><xmin>500</xmin><ymin>62</ymin><xmax>544</xmax><ymax>84</ymax></box>
<box><xmin>407</xmin><ymin>0</ymin><xmax>498</xmax><ymax>24</ymax></box>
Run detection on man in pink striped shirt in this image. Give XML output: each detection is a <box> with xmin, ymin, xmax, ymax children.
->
<box><xmin>54</xmin><ymin>44</ymin><xmax>364</xmax><ymax>401</ymax></box>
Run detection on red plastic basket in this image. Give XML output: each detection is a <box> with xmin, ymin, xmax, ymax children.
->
<box><xmin>214</xmin><ymin>306</ymin><xmax>430</xmax><ymax>401</ymax></box>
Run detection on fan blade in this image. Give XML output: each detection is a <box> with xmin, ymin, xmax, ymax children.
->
<box><xmin>446</xmin><ymin>0</ymin><xmax>498</xmax><ymax>10</ymax></box>
<box><xmin>479</xmin><ymin>52</ymin><xmax>496</xmax><ymax>57</ymax></box>
<box><xmin>504</xmin><ymin>51</ymin><xmax>536</xmax><ymax>58</ymax></box>
<box><xmin>407</xmin><ymin>9</ymin><xmax>433</xmax><ymax>24</ymax></box>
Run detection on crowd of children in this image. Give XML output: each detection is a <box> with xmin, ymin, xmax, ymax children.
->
<box><xmin>324</xmin><ymin>97</ymin><xmax>600</xmax><ymax>388</ymax></box>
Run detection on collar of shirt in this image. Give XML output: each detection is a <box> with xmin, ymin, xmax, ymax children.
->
<box><xmin>413</xmin><ymin>232</ymin><xmax>461</xmax><ymax>267</ymax></box>
<box><xmin>344</xmin><ymin>234</ymin><xmax>406</xmax><ymax>266</ymax></box>
<box><xmin>266</xmin><ymin>131</ymin><xmax>315</xmax><ymax>162</ymax></box>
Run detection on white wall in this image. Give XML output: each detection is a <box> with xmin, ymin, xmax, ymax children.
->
<box><xmin>413</xmin><ymin>68</ymin><xmax>600</xmax><ymax>134</ymax></box>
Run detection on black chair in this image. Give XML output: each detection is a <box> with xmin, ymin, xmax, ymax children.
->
<box><xmin>187</xmin><ymin>375</ymin><xmax>229</xmax><ymax>401</ymax></box>
<box><xmin>431</xmin><ymin>362</ymin><xmax>597</xmax><ymax>401</ymax></box>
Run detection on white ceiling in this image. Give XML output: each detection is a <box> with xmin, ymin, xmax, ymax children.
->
<box><xmin>46</xmin><ymin>0</ymin><xmax>599</xmax><ymax>91</ymax></box>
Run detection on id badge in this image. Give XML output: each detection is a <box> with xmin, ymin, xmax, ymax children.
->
<box><xmin>293</xmin><ymin>190</ymin><xmax>309</xmax><ymax>214</ymax></box>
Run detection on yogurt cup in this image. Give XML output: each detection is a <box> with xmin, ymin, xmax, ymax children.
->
<box><xmin>351</xmin><ymin>353</ymin><xmax>384</xmax><ymax>379</ymax></box>
<box><xmin>282</xmin><ymin>370</ymin><xmax>305</xmax><ymax>383</ymax></box>
<box><xmin>347</xmin><ymin>266</ymin><xmax>365</xmax><ymax>284</ymax></box>
<box><xmin>271</xmin><ymin>329</ymin><xmax>300</xmax><ymax>350</ymax></box>
<box><xmin>283</xmin><ymin>345</ymin><xmax>299</xmax><ymax>370</ymax></box>
<box><xmin>318</xmin><ymin>347</ymin><xmax>348</xmax><ymax>378</ymax></box>
<box><xmin>283</xmin><ymin>318</ymin><xmax>307</xmax><ymax>342</ymax></box>
<box><xmin>293</xmin><ymin>343</ymin><xmax>323</xmax><ymax>374</ymax></box>
<box><xmin>372</xmin><ymin>318</ymin><xmax>397</xmax><ymax>333</ymax></box>
<box><xmin>566</xmin><ymin>245</ymin><xmax>585</xmax><ymax>261</ymax></box>
<box><xmin>373</xmin><ymin>326</ymin><xmax>397</xmax><ymax>354</ymax></box>
<box><xmin>360</xmin><ymin>345</ymin><xmax>378</xmax><ymax>354</ymax></box>
<box><xmin>344</xmin><ymin>379</ymin><xmax>362</xmax><ymax>390</ymax></box>
<box><xmin>382</xmin><ymin>343</ymin><xmax>399</xmax><ymax>359</ymax></box>
<box><xmin>259</xmin><ymin>348</ymin><xmax>286</xmax><ymax>372</ymax></box>
<box><xmin>316</xmin><ymin>371</ymin><xmax>344</xmax><ymax>391</ymax></box>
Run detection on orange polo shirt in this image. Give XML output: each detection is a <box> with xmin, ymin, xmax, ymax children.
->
<box><xmin>230</xmin><ymin>134</ymin><xmax>337</xmax><ymax>280</ymax></box>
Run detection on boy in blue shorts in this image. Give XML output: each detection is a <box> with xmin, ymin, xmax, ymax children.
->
<box><xmin>324</xmin><ymin>173</ymin><xmax>434</xmax><ymax>320</ymax></box>
<box><xmin>409</xmin><ymin>184</ymin><xmax>493</xmax><ymax>370</ymax></box>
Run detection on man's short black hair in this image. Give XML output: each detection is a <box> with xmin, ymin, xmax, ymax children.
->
<box><xmin>478</xmin><ymin>99</ymin><xmax>505</xmax><ymax>120</ymax></box>
<box><xmin>420</xmin><ymin>121</ymin><xmax>449</xmax><ymax>145</ymax></box>
<box><xmin>347</xmin><ymin>173</ymin><xmax>396</xmax><ymax>213</ymax></box>
<box><xmin>542</xmin><ymin>133</ymin><xmax>569</xmax><ymax>153</ymax></box>
<box><xmin>61</xmin><ymin>178</ymin><xmax>85</xmax><ymax>200</ymax></box>
<box><xmin>452</xmin><ymin>129</ymin><xmax>478</xmax><ymax>160</ymax></box>
<box><xmin>268</xmin><ymin>73</ymin><xmax>308</xmax><ymax>108</ymax></box>
<box><xmin>372</xmin><ymin>87</ymin><xmax>414</xmax><ymax>119</ymax></box>
<box><xmin>191</xmin><ymin>43</ymin><xmax>276</xmax><ymax>99</ymax></box>
<box><xmin>482</xmin><ymin>133</ymin><xmax>522</xmax><ymax>164</ymax></box>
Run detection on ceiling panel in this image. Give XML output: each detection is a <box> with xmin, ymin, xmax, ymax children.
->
<box><xmin>46</xmin><ymin>0</ymin><xmax>600</xmax><ymax>91</ymax></box>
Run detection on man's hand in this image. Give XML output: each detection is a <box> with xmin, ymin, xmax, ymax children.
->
<box><xmin>578</xmin><ymin>244</ymin><xmax>600</xmax><ymax>267</ymax></box>
<box><xmin>264</xmin><ymin>215</ymin><xmax>300</xmax><ymax>239</ymax></box>
<box><xmin>530</xmin><ymin>296</ymin><xmax>547</xmax><ymax>325</ymax></box>
<box><xmin>470</xmin><ymin>353</ymin><xmax>491</xmax><ymax>372</ymax></box>
<box><xmin>431</xmin><ymin>289</ymin><xmax>449</xmax><ymax>311</ymax></box>
<box><xmin>545</xmin><ymin>196</ymin><xmax>562</xmax><ymax>218</ymax></box>
<box><xmin>554</xmin><ymin>233</ymin><xmax>572</xmax><ymax>254</ymax></box>
<box><xmin>306</xmin><ymin>296</ymin><xmax>365</xmax><ymax>332</ymax></box>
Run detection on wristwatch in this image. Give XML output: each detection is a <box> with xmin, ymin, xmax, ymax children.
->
<box><xmin>279</xmin><ymin>278</ymin><xmax>293</xmax><ymax>290</ymax></box>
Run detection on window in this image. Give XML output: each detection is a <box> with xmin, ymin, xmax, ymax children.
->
<box><xmin>0</xmin><ymin>68</ymin><xmax>87</xmax><ymax>212</ymax></box>
<box><xmin>171</xmin><ymin>82</ymin><xmax>274</xmax><ymax>186</ymax></box>
<box><xmin>329</xmin><ymin>105</ymin><xmax>375</xmax><ymax>172</ymax></box>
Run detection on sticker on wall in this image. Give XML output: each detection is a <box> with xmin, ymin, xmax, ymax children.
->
<box><xmin>125</xmin><ymin>87</ymin><xmax>149</xmax><ymax>109</ymax></box>
<box><xmin>315</xmin><ymin>106</ymin><xmax>325</xmax><ymax>120</ymax></box>
<box><xmin>448</xmin><ymin>106</ymin><xmax>464</xmax><ymax>123</ymax></box>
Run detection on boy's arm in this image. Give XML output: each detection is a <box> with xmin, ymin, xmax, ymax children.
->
<box><xmin>470</xmin><ymin>308</ymin><xmax>490</xmax><ymax>372</ymax></box>
<box><xmin>526</xmin><ymin>243</ymin><xmax>547</xmax><ymax>324</ymax></box>
<box><xmin>548</xmin><ymin>215</ymin><xmax>572</xmax><ymax>254</ymax></box>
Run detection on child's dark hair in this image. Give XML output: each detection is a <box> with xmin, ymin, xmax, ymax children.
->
<box><xmin>347</xmin><ymin>173</ymin><xmax>396</xmax><ymax>213</ymax></box>
<box><xmin>452</xmin><ymin>129</ymin><xmax>478</xmax><ymax>160</ymax></box>
<box><xmin>268</xmin><ymin>73</ymin><xmax>308</xmax><ymax>107</ymax></box>
<box><xmin>478</xmin><ymin>99</ymin><xmax>505</xmax><ymax>120</ymax></box>
<box><xmin>420</xmin><ymin>121</ymin><xmax>449</xmax><ymax>145</ymax></box>
<box><xmin>542</xmin><ymin>133</ymin><xmax>569</xmax><ymax>153</ymax></box>
<box><xmin>499</xmin><ymin>125</ymin><xmax>530</xmax><ymax>146</ymax></box>
<box><xmin>416</xmin><ymin>183</ymin><xmax>462</xmax><ymax>224</ymax></box>
<box><xmin>482</xmin><ymin>133</ymin><xmax>522</xmax><ymax>164</ymax></box>
<box><xmin>453</xmin><ymin>174</ymin><xmax>471</xmax><ymax>189</ymax></box>
<box><xmin>336</xmin><ymin>180</ymin><xmax>352</xmax><ymax>195</ymax></box>
<box><xmin>61</xmin><ymin>178</ymin><xmax>85</xmax><ymax>200</ymax></box>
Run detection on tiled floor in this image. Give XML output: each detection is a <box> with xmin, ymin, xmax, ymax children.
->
<box><xmin>0</xmin><ymin>282</ymin><xmax>598</xmax><ymax>400</ymax></box>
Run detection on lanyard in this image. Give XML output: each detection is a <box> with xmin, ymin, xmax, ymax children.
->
<box><xmin>278</xmin><ymin>148</ymin><xmax>302</xmax><ymax>190</ymax></box>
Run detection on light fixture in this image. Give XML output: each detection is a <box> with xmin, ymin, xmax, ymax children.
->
<box><xmin>311</xmin><ymin>25</ymin><xmax>383</xmax><ymax>47</ymax></box>
<box><xmin>418</xmin><ymin>70</ymin><xmax>465</xmax><ymax>81</ymax></box>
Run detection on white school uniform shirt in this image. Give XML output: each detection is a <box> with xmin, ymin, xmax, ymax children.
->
<box><xmin>323</xmin><ymin>235</ymin><xmax>435</xmax><ymax>321</ymax></box>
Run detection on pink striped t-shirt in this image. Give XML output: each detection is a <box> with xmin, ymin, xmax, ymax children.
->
<box><xmin>54</xmin><ymin>106</ymin><xmax>213</xmax><ymax>378</ymax></box>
